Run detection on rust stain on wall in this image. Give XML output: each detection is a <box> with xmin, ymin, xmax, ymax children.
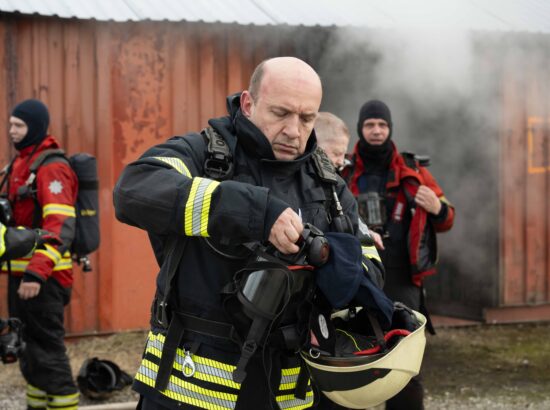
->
<box><xmin>112</xmin><ymin>24</ymin><xmax>169</xmax><ymax>171</ymax></box>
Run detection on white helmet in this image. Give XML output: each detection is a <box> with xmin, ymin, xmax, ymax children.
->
<box><xmin>302</xmin><ymin>306</ymin><xmax>426</xmax><ymax>409</ymax></box>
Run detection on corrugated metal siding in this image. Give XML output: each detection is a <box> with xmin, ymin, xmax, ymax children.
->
<box><xmin>0</xmin><ymin>14</ymin><xmax>315</xmax><ymax>333</ymax></box>
<box><xmin>500</xmin><ymin>34</ymin><xmax>550</xmax><ymax>307</ymax></box>
<box><xmin>1</xmin><ymin>0</ymin><xmax>550</xmax><ymax>32</ymax></box>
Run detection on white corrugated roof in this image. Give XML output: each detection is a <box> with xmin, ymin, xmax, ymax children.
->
<box><xmin>0</xmin><ymin>0</ymin><xmax>548</xmax><ymax>33</ymax></box>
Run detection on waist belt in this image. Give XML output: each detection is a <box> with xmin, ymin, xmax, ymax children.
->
<box><xmin>153</xmin><ymin>299</ymin><xmax>304</xmax><ymax>391</ymax></box>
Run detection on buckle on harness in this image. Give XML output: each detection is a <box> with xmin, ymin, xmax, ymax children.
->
<box><xmin>155</xmin><ymin>299</ymin><xmax>170</xmax><ymax>329</ymax></box>
<box><xmin>233</xmin><ymin>340</ymin><xmax>257</xmax><ymax>384</ymax></box>
<box><xmin>204</xmin><ymin>156</ymin><xmax>233</xmax><ymax>180</ymax></box>
<box><xmin>203</xmin><ymin>127</ymin><xmax>233</xmax><ymax>181</ymax></box>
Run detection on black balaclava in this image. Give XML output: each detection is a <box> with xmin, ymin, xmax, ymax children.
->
<box><xmin>356</xmin><ymin>100</ymin><xmax>394</xmax><ymax>173</ymax></box>
<box><xmin>11</xmin><ymin>99</ymin><xmax>50</xmax><ymax>150</ymax></box>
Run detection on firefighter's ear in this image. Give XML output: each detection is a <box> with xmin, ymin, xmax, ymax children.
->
<box><xmin>240</xmin><ymin>91</ymin><xmax>254</xmax><ymax>118</ymax></box>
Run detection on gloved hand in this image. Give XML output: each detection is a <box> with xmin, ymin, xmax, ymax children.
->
<box><xmin>34</xmin><ymin>229</ymin><xmax>62</xmax><ymax>248</ymax></box>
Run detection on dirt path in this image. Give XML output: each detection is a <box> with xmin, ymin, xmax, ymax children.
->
<box><xmin>1</xmin><ymin>322</ymin><xmax>549</xmax><ymax>409</ymax></box>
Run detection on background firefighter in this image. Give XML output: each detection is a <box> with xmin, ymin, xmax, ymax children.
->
<box><xmin>1</xmin><ymin>99</ymin><xmax>79</xmax><ymax>410</ymax></box>
<box><xmin>341</xmin><ymin>99</ymin><xmax>455</xmax><ymax>410</ymax></box>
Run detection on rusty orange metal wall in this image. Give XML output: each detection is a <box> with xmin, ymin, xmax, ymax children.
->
<box><xmin>498</xmin><ymin>34</ymin><xmax>550</xmax><ymax>314</ymax></box>
<box><xmin>0</xmin><ymin>15</ymin><xmax>306</xmax><ymax>333</ymax></box>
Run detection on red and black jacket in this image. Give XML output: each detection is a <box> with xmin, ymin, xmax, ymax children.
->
<box><xmin>1</xmin><ymin>136</ymin><xmax>78</xmax><ymax>287</ymax></box>
<box><xmin>343</xmin><ymin>141</ymin><xmax>454</xmax><ymax>286</ymax></box>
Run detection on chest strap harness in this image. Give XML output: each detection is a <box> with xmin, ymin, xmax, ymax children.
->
<box><xmin>153</xmin><ymin>129</ymin><xmax>343</xmax><ymax>396</ymax></box>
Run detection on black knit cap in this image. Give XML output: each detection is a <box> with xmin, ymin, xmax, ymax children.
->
<box><xmin>11</xmin><ymin>99</ymin><xmax>50</xmax><ymax>150</ymax></box>
<box><xmin>356</xmin><ymin>99</ymin><xmax>392</xmax><ymax>140</ymax></box>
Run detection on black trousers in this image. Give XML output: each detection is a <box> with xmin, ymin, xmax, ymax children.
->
<box><xmin>385</xmin><ymin>375</ymin><xmax>424</xmax><ymax>410</ymax></box>
<box><xmin>8</xmin><ymin>275</ymin><xmax>77</xmax><ymax>395</ymax></box>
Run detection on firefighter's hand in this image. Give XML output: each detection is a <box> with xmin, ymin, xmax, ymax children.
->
<box><xmin>269</xmin><ymin>208</ymin><xmax>304</xmax><ymax>255</ymax></box>
<box><xmin>370</xmin><ymin>231</ymin><xmax>385</xmax><ymax>250</ymax></box>
<box><xmin>414</xmin><ymin>185</ymin><xmax>441</xmax><ymax>215</ymax></box>
<box><xmin>18</xmin><ymin>282</ymin><xmax>41</xmax><ymax>300</ymax></box>
<box><xmin>34</xmin><ymin>229</ymin><xmax>62</xmax><ymax>248</ymax></box>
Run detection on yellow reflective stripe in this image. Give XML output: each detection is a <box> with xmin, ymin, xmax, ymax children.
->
<box><xmin>35</xmin><ymin>244</ymin><xmax>62</xmax><ymax>264</ymax></box>
<box><xmin>43</xmin><ymin>203</ymin><xmax>76</xmax><ymax>218</ymax></box>
<box><xmin>184</xmin><ymin>178</ymin><xmax>220</xmax><ymax>237</ymax></box>
<box><xmin>147</xmin><ymin>333</ymin><xmax>240</xmax><ymax>389</ymax></box>
<box><xmin>47</xmin><ymin>391</ymin><xmax>79</xmax><ymax>407</ymax></box>
<box><xmin>276</xmin><ymin>390</ymin><xmax>314</xmax><ymax>410</ymax></box>
<box><xmin>0</xmin><ymin>223</ymin><xmax>6</xmax><ymax>258</ymax></box>
<box><xmin>153</xmin><ymin>156</ymin><xmax>192</xmax><ymax>177</ymax></box>
<box><xmin>137</xmin><ymin>359</ymin><xmax>237</xmax><ymax>410</ymax></box>
<box><xmin>439</xmin><ymin>195</ymin><xmax>452</xmax><ymax>206</ymax></box>
<box><xmin>2</xmin><ymin>256</ymin><xmax>72</xmax><ymax>272</ymax></box>
<box><xmin>27</xmin><ymin>383</ymin><xmax>47</xmax><ymax>408</ymax></box>
<box><xmin>279</xmin><ymin>366</ymin><xmax>312</xmax><ymax>394</ymax></box>
<box><xmin>362</xmin><ymin>245</ymin><xmax>382</xmax><ymax>263</ymax></box>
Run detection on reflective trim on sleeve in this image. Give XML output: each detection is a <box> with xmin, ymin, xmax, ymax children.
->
<box><xmin>362</xmin><ymin>245</ymin><xmax>382</xmax><ymax>263</ymax></box>
<box><xmin>0</xmin><ymin>223</ymin><xmax>6</xmax><ymax>258</ymax></box>
<box><xmin>35</xmin><ymin>243</ymin><xmax>62</xmax><ymax>265</ymax></box>
<box><xmin>2</xmin><ymin>255</ymin><xmax>72</xmax><ymax>272</ymax></box>
<box><xmin>153</xmin><ymin>156</ymin><xmax>192</xmax><ymax>177</ymax></box>
<box><xmin>439</xmin><ymin>195</ymin><xmax>452</xmax><ymax>206</ymax></box>
<box><xmin>184</xmin><ymin>177</ymin><xmax>220</xmax><ymax>237</ymax></box>
<box><xmin>43</xmin><ymin>203</ymin><xmax>76</xmax><ymax>218</ymax></box>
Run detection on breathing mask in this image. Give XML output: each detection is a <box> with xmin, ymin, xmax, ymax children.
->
<box><xmin>0</xmin><ymin>318</ymin><xmax>25</xmax><ymax>364</ymax></box>
<box><xmin>357</xmin><ymin>192</ymin><xmax>387</xmax><ymax>236</ymax></box>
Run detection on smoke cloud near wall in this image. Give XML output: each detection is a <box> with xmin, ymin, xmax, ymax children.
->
<box><xmin>317</xmin><ymin>27</ymin><xmax>502</xmax><ymax>315</ymax></box>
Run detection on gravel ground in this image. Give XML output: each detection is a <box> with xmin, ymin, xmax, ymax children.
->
<box><xmin>0</xmin><ymin>322</ymin><xmax>549</xmax><ymax>409</ymax></box>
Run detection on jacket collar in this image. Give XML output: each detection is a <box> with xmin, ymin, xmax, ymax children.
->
<box><xmin>210</xmin><ymin>94</ymin><xmax>318</xmax><ymax>176</ymax></box>
<box><xmin>17</xmin><ymin>135</ymin><xmax>60</xmax><ymax>159</ymax></box>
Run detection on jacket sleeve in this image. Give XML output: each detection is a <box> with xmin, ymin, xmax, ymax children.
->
<box><xmin>0</xmin><ymin>224</ymin><xmax>37</xmax><ymax>262</ymax></box>
<box><xmin>336</xmin><ymin>177</ymin><xmax>385</xmax><ymax>289</ymax></box>
<box><xmin>419</xmin><ymin>167</ymin><xmax>455</xmax><ymax>232</ymax></box>
<box><xmin>25</xmin><ymin>162</ymin><xmax>78</xmax><ymax>282</ymax></box>
<box><xmin>113</xmin><ymin>134</ymin><xmax>287</xmax><ymax>244</ymax></box>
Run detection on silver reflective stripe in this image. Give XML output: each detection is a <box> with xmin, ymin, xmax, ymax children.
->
<box><xmin>184</xmin><ymin>177</ymin><xmax>220</xmax><ymax>237</ymax></box>
<box><xmin>147</xmin><ymin>334</ymin><xmax>240</xmax><ymax>389</ymax></box>
<box><xmin>276</xmin><ymin>391</ymin><xmax>315</xmax><ymax>410</ymax></box>
<box><xmin>362</xmin><ymin>245</ymin><xmax>382</xmax><ymax>263</ymax></box>
<box><xmin>136</xmin><ymin>359</ymin><xmax>237</xmax><ymax>410</ymax></box>
<box><xmin>153</xmin><ymin>156</ymin><xmax>192</xmax><ymax>177</ymax></box>
<box><xmin>47</xmin><ymin>392</ymin><xmax>79</xmax><ymax>408</ymax></box>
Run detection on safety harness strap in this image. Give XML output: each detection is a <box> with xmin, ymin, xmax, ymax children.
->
<box><xmin>155</xmin><ymin>314</ymin><xmax>185</xmax><ymax>390</ymax></box>
<box><xmin>202</xmin><ymin>127</ymin><xmax>233</xmax><ymax>181</ymax></box>
<box><xmin>155</xmin><ymin>235</ymin><xmax>187</xmax><ymax>329</ymax></box>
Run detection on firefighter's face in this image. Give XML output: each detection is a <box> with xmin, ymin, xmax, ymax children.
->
<box><xmin>318</xmin><ymin>136</ymin><xmax>349</xmax><ymax>169</ymax></box>
<box><xmin>9</xmin><ymin>116</ymin><xmax>28</xmax><ymax>144</ymax></box>
<box><xmin>241</xmin><ymin>58</ymin><xmax>322</xmax><ymax>161</ymax></box>
<box><xmin>361</xmin><ymin>119</ymin><xmax>390</xmax><ymax>145</ymax></box>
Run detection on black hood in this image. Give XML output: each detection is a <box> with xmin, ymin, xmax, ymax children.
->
<box><xmin>11</xmin><ymin>99</ymin><xmax>50</xmax><ymax>150</ymax></box>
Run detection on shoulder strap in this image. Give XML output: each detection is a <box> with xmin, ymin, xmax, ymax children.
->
<box><xmin>29</xmin><ymin>149</ymin><xmax>67</xmax><ymax>173</ymax></box>
<box><xmin>401</xmin><ymin>151</ymin><xmax>431</xmax><ymax>170</ymax></box>
<box><xmin>312</xmin><ymin>148</ymin><xmax>354</xmax><ymax>234</ymax></box>
<box><xmin>201</xmin><ymin>127</ymin><xmax>233</xmax><ymax>181</ymax></box>
<box><xmin>312</xmin><ymin>147</ymin><xmax>338</xmax><ymax>185</ymax></box>
<box><xmin>24</xmin><ymin>149</ymin><xmax>69</xmax><ymax>229</ymax></box>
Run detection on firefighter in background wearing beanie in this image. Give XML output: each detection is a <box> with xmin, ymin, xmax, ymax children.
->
<box><xmin>1</xmin><ymin>99</ymin><xmax>79</xmax><ymax>410</ymax></box>
<box><xmin>341</xmin><ymin>100</ymin><xmax>455</xmax><ymax>410</ymax></box>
